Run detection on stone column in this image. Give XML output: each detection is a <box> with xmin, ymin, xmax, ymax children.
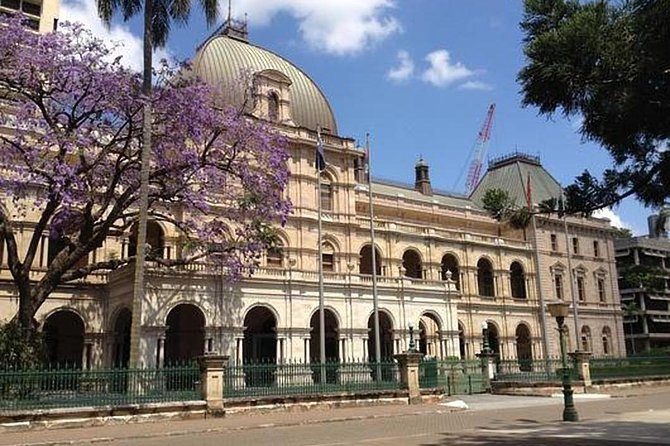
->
<box><xmin>476</xmin><ymin>347</ymin><xmax>497</xmax><ymax>391</ymax></box>
<box><xmin>394</xmin><ymin>351</ymin><xmax>423</xmax><ymax>404</ymax></box>
<box><xmin>569</xmin><ymin>351</ymin><xmax>592</xmax><ymax>387</ymax></box>
<box><xmin>197</xmin><ymin>354</ymin><xmax>229</xmax><ymax>416</ymax></box>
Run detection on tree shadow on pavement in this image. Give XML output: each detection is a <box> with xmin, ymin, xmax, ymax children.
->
<box><xmin>421</xmin><ymin>420</ymin><xmax>670</xmax><ymax>446</ymax></box>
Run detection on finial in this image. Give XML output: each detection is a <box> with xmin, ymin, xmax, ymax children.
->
<box><xmin>227</xmin><ymin>0</ymin><xmax>232</xmax><ymax>23</ymax></box>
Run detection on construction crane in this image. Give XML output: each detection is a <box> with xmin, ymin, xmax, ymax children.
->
<box><xmin>465</xmin><ymin>103</ymin><xmax>496</xmax><ymax>196</ymax></box>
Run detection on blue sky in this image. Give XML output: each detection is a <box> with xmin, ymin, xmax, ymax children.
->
<box><xmin>61</xmin><ymin>0</ymin><xmax>652</xmax><ymax>235</ymax></box>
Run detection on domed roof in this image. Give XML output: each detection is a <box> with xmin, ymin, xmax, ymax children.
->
<box><xmin>192</xmin><ymin>33</ymin><xmax>338</xmax><ymax>135</ymax></box>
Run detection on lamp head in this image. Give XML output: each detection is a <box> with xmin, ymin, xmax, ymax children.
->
<box><xmin>547</xmin><ymin>301</ymin><xmax>570</xmax><ymax>318</ymax></box>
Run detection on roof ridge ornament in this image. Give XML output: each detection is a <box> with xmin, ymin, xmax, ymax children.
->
<box><xmin>197</xmin><ymin>0</ymin><xmax>248</xmax><ymax>49</ymax></box>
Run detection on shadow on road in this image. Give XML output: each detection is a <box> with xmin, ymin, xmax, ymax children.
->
<box><xmin>420</xmin><ymin>420</ymin><xmax>670</xmax><ymax>446</ymax></box>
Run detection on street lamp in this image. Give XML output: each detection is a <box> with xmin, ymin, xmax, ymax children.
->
<box><xmin>547</xmin><ymin>301</ymin><xmax>579</xmax><ymax>422</ymax></box>
<box><xmin>481</xmin><ymin>321</ymin><xmax>491</xmax><ymax>354</ymax></box>
<box><xmin>408</xmin><ymin>324</ymin><xmax>417</xmax><ymax>352</ymax></box>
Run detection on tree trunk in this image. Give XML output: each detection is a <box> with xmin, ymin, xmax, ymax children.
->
<box><xmin>128</xmin><ymin>0</ymin><xmax>154</xmax><ymax>368</ymax></box>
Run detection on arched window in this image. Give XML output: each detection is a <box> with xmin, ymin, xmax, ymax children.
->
<box><xmin>48</xmin><ymin>210</ymin><xmax>88</xmax><ymax>268</ymax></box>
<box><xmin>601</xmin><ymin>327</ymin><xmax>612</xmax><ymax>355</ymax></box>
<box><xmin>515</xmin><ymin>324</ymin><xmax>532</xmax><ymax>371</ymax></box>
<box><xmin>267</xmin><ymin>241</ymin><xmax>284</xmax><ymax>268</ymax></box>
<box><xmin>441</xmin><ymin>254</ymin><xmax>460</xmax><ymax>290</ymax></box>
<box><xmin>581</xmin><ymin>326</ymin><xmax>592</xmax><ymax>352</ymax></box>
<box><xmin>268</xmin><ymin>91</ymin><xmax>279</xmax><ymax>121</ymax></box>
<box><xmin>510</xmin><ymin>262</ymin><xmax>526</xmax><ymax>299</ymax></box>
<box><xmin>402</xmin><ymin>249</ymin><xmax>422</xmax><ymax>279</ymax></box>
<box><xmin>322</xmin><ymin>241</ymin><xmax>335</xmax><ymax>272</ymax></box>
<box><xmin>359</xmin><ymin>245</ymin><xmax>382</xmax><ymax>275</ymax></box>
<box><xmin>477</xmin><ymin>258</ymin><xmax>495</xmax><ymax>297</ymax></box>
<box><xmin>129</xmin><ymin>220</ymin><xmax>165</xmax><ymax>259</ymax></box>
<box><xmin>458</xmin><ymin>321</ymin><xmax>466</xmax><ymax>359</ymax></box>
<box><xmin>320</xmin><ymin>173</ymin><xmax>333</xmax><ymax>211</ymax></box>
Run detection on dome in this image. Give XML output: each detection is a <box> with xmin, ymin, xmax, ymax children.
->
<box><xmin>191</xmin><ymin>33</ymin><xmax>338</xmax><ymax>135</ymax></box>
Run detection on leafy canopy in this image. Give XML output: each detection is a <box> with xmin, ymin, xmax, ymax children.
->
<box><xmin>0</xmin><ymin>16</ymin><xmax>291</xmax><ymax>327</ymax></box>
<box><xmin>481</xmin><ymin>189</ymin><xmax>531</xmax><ymax>229</ymax></box>
<box><xmin>519</xmin><ymin>0</ymin><xmax>670</xmax><ymax>212</ymax></box>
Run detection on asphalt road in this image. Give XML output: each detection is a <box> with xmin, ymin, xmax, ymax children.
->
<box><xmin>90</xmin><ymin>392</ymin><xmax>670</xmax><ymax>446</ymax></box>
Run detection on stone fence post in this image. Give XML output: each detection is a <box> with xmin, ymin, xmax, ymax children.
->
<box><xmin>394</xmin><ymin>351</ymin><xmax>423</xmax><ymax>404</ymax></box>
<box><xmin>197</xmin><ymin>354</ymin><xmax>229</xmax><ymax>416</ymax></box>
<box><xmin>569</xmin><ymin>351</ymin><xmax>592</xmax><ymax>387</ymax></box>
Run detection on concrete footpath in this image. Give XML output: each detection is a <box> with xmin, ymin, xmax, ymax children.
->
<box><xmin>1</xmin><ymin>386</ymin><xmax>669</xmax><ymax>446</ymax></box>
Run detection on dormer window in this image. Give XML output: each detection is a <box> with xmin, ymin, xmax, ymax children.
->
<box><xmin>252</xmin><ymin>69</ymin><xmax>294</xmax><ymax>126</ymax></box>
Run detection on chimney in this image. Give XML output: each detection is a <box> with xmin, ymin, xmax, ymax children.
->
<box><xmin>648</xmin><ymin>215</ymin><xmax>660</xmax><ymax>238</ymax></box>
<box><xmin>415</xmin><ymin>158</ymin><xmax>432</xmax><ymax>195</ymax></box>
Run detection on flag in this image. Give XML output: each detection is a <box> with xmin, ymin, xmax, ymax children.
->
<box><xmin>364</xmin><ymin>145</ymin><xmax>370</xmax><ymax>183</ymax></box>
<box><xmin>526</xmin><ymin>173</ymin><xmax>532</xmax><ymax>209</ymax></box>
<box><xmin>315</xmin><ymin>128</ymin><xmax>326</xmax><ymax>172</ymax></box>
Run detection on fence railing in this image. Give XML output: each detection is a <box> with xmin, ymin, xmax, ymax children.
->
<box><xmin>494</xmin><ymin>357</ymin><xmax>573</xmax><ymax>383</ymax></box>
<box><xmin>590</xmin><ymin>356</ymin><xmax>670</xmax><ymax>381</ymax></box>
<box><xmin>419</xmin><ymin>359</ymin><xmax>487</xmax><ymax>395</ymax></box>
<box><xmin>225</xmin><ymin>360</ymin><xmax>401</xmax><ymax>399</ymax></box>
<box><xmin>0</xmin><ymin>363</ymin><xmax>200</xmax><ymax>412</ymax></box>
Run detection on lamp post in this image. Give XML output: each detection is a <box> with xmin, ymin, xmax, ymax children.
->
<box><xmin>547</xmin><ymin>302</ymin><xmax>579</xmax><ymax>422</ymax></box>
<box><xmin>408</xmin><ymin>324</ymin><xmax>417</xmax><ymax>352</ymax></box>
<box><xmin>481</xmin><ymin>321</ymin><xmax>491</xmax><ymax>354</ymax></box>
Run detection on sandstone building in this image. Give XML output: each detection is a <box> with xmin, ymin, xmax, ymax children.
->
<box><xmin>0</xmin><ymin>19</ymin><xmax>625</xmax><ymax>370</ymax></box>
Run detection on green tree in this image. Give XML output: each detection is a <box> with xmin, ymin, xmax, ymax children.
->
<box><xmin>613</xmin><ymin>227</ymin><xmax>633</xmax><ymax>239</ymax></box>
<box><xmin>621</xmin><ymin>301</ymin><xmax>642</xmax><ymax>355</ymax></box>
<box><xmin>519</xmin><ymin>0</ymin><xmax>670</xmax><ymax>213</ymax></box>
<box><xmin>96</xmin><ymin>0</ymin><xmax>220</xmax><ymax>367</ymax></box>
<box><xmin>481</xmin><ymin>189</ymin><xmax>531</xmax><ymax>229</ymax></box>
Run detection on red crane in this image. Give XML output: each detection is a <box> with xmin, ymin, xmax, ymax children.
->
<box><xmin>465</xmin><ymin>103</ymin><xmax>496</xmax><ymax>196</ymax></box>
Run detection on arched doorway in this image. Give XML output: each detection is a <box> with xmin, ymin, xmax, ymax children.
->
<box><xmin>402</xmin><ymin>249</ymin><xmax>422</xmax><ymax>279</ymax></box>
<box><xmin>164</xmin><ymin>304</ymin><xmax>205</xmax><ymax>365</ymax></box>
<box><xmin>43</xmin><ymin>310</ymin><xmax>84</xmax><ymax>368</ymax></box>
<box><xmin>367</xmin><ymin>311</ymin><xmax>394</xmax><ymax>381</ymax></box>
<box><xmin>359</xmin><ymin>245</ymin><xmax>382</xmax><ymax>275</ymax></box>
<box><xmin>441</xmin><ymin>254</ymin><xmax>460</xmax><ymax>290</ymax></box>
<box><xmin>310</xmin><ymin>309</ymin><xmax>339</xmax><ymax>383</ymax></box>
<box><xmin>129</xmin><ymin>220</ymin><xmax>165</xmax><ymax>259</ymax></box>
<box><xmin>515</xmin><ymin>324</ymin><xmax>532</xmax><ymax>371</ymax></box>
<box><xmin>510</xmin><ymin>262</ymin><xmax>527</xmax><ymax>299</ymax></box>
<box><xmin>309</xmin><ymin>309</ymin><xmax>339</xmax><ymax>362</ymax></box>
<box><xmin>418</xmin><ymin>313</ymin><xmax>441</xmax><ymax>358</ymax></box>
<box><xmin>485</xmin><ymin>322</ymin><xmax>500</xmax><ymax>356</ymax></box>
<box><xmin>243</xmin><ymin>306</ymin><xmax>278</xmax><ymax>387</ymax></box>
<box><xmin>458</xmin><ymin>322</ymin><xmax>466</xmax><ymax>359</ymax></box>
<box><xmin>581</xmin><ymin>326</ymin><xmax>592</xmax><ymax>352</ymax></box>
<box><xmin>477</xmin><ymin>258</ymin><xmax>495</xmax><ymax>296</ymax></box>
<box><xmin>112</xmin><ymin>308</ymin><xmax>131</xmax><ymax>368</ymax></box>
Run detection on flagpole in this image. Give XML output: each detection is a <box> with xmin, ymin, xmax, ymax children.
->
<box><xmin>561</xmin><ymin>190</ymin><xmax>581</xmax><ymax>347</ymax></box>
<box><xmin>317</xmin><ymin>128</ymin><xmax>326</xmax><ymax>383</ymax></box>
<box><xmin>366</xmin><ymin>134</ymin><xmax>382</xmax><ymax>380</ymax></box>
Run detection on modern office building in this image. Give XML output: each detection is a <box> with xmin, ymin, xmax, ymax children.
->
<box><xmin>616</xmin><ymin>214</ymin><xmax>670</xmax><ymax>354</ymax></box>
<box><xmin>0</xmin><ymin>0</ymin><xmax>58</xmax><ymax>33</ymax></box>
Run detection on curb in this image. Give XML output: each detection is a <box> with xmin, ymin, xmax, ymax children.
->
<box><xmin>7</xmin><ymin>406</ymin><xmax>465</xmax><ymax>446</ymax></box>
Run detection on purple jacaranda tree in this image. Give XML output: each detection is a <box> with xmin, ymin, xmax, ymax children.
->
<box><xmin>0</xmin><ymin>16</ymin><xmax>291</xmax><ymax>334</ymax></box>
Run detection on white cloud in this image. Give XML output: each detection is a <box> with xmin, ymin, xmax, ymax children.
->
<box><xmin>61</xmin><ymin>0</ymin><xmax>171</xmax><ymax>73</ymax></box>
<box><xmin>387</xmin><ymin>50</ymin><xmax>414</xmax><ymax>82</ymax></box>
<box><xmin>421</xmin><ymin>49</ymin><xmax>475</xmax><ymax>87</ymax></box>
<box><xmin>593</xmin><ymin>207</ymin><xmax>633</xmax><ymax>230</ymax></box>
<box><xmin>458</xmin><ymin>80</ymin><xmax>493</xmax><ymax>91</ymax></box>
<box><xmin>232</xmin><ymin>0</ymin><xmax>400</xmax><ymax>55</ymax></box>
